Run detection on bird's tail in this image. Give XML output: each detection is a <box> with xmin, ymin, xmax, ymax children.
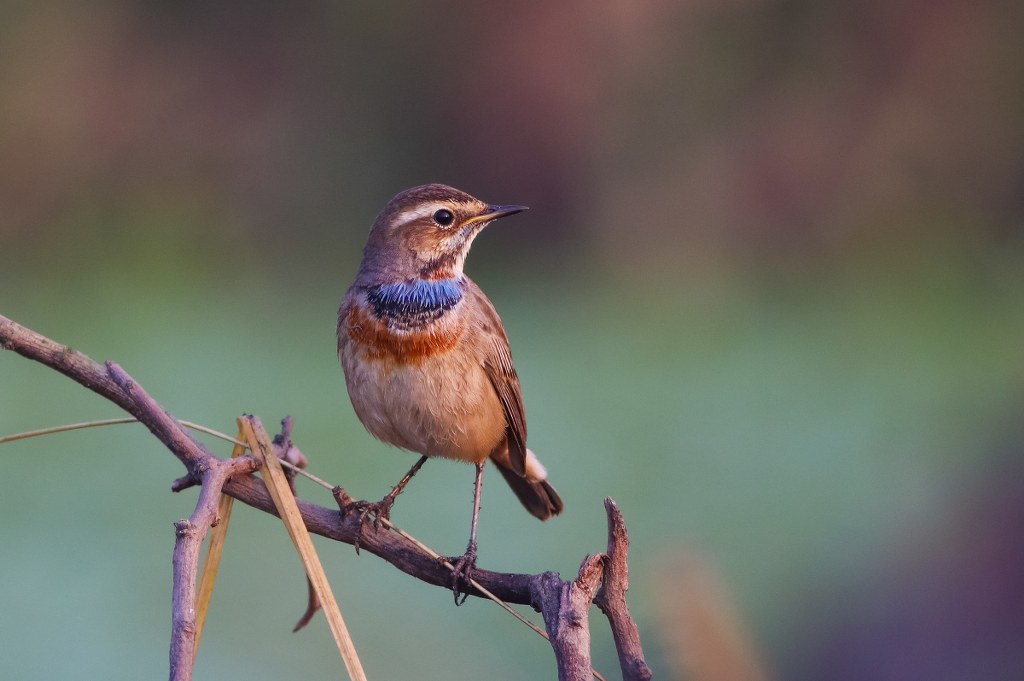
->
<box><xmin>491</xmin><ymin>448</ymin><xmax>564</xmax><ymax>521</ymax></box>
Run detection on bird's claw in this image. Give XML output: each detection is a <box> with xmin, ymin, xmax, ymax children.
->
<box><xmin>446</xmin><ymin>542</ymin><xmax>478</xmax><ymax>606</ymax></box>
<box><xmin>337</xmin><ymin>494</ymin><xmax>396</xmax><ymax>554</ymax></box>
<box><xmin>354</xmin><ymin>495</ymin><xmax>395</xmax><ymax>531</ymax></box>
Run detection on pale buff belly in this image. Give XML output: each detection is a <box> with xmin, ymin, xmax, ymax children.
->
<box><xmin>341</xmin><ymin>342</ymin><xmax>506</xmax><ymax>464</ymax></box>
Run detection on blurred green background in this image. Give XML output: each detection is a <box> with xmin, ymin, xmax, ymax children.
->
<box><xmin>2</xmin><ymin>1</ymin><xmax>1023</xmax><ymax>679</ymax></box>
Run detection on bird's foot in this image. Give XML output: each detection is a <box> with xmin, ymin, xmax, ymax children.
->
<box><xmin>354</xmin><ymin>495</ymin><xmax>395</xmax><ymax>531</ymax></box>
<box><xmin>334</xmin><ymin>487</ymin><xmax>395</xmax><ymax>529</ymax></box>
<box><xmin>445</xmin><ymin>541</ymin><xmax>478</xmax><ymax>606</ymax></box>
<box><xmin>333</xmin><ymin>488</ymin><xmax>395</xmax><ymax>554</ymax></box>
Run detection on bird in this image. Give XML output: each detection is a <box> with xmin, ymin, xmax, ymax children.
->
<box><xmin>337</xmin><ymin>183</ymin><xmax>563</xmax><ymax>601</ymax></box>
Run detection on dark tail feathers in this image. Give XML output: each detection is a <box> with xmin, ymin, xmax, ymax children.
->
<box><xmin>493</xmin><ymin>459</ymin><xmax>564</xmax><ymax>521</ymax></box>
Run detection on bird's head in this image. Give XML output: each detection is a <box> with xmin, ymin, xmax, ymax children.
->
<box><xmin>357</xmin><ymin>184</ymin><xmax>527</xmax><ymax>282</ymax></box>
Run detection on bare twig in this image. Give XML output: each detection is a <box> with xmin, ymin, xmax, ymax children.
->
<box><xmin>531</xmin><ymin>555</ymin><xmax>606</xmax><ymax>681</ymax></box>
<box><xmin>170</xmin><ymin>454</ymin><xmax>260</xmax><ymax>681</ymax></box>
<box><xmin>0</xmin><ymin>315</ymin><xmax>211</xmax><ymax>473</ymax></box>
<box><xmin>595</xmin><ymin>499</ymin><xmax>653</xmax><ymax>681</ymax></box>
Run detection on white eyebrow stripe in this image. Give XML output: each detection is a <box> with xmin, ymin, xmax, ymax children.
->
<box><xmin>394</xmin><ymin>204</ymin><xmax>443</xmax><ymax>227</ymax></box>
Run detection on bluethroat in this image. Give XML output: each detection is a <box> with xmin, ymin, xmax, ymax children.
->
<box><xmin>337</xmin><ymin>184</ymin><xmax>563</xmax><ymax>600</ymax></box>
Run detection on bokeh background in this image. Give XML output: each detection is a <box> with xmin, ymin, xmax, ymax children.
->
<box><xmin>2</xmin><ymin>1</ymin><xmax>1023</xmax><ymax>679</ymax></box>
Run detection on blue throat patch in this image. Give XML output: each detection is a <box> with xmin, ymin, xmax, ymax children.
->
<box><xmin>365</xmin><ymin>277</ymin><xmax>466</xmax><ymax>328</ymax></box>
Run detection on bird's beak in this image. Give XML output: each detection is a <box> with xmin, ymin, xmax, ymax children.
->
<box><xmin>463</xmin><ymin>204</ymin><xmax>529</xmax><ymax>227</ymax></box>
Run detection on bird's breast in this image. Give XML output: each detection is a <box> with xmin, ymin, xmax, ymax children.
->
<box><xmin>339</xmin><ymin>298</ymin><xmax>505</xmax><ymax>462</ymax></box>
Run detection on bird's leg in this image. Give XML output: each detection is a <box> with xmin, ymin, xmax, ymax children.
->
<box><xmin>354</xmin><ymin>455</ymin><xmax>428</xmax><ymax>530</ymax></box>
<box><xmin>449</xmin><ymin>460</ymin><xmax>485</xmax><ymax>605</ymax></box>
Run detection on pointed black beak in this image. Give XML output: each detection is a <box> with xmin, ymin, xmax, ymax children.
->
<box><xmin>484</xmin><ymin>204</ymin><xmax>529</xmax><ymax>219</ymax></box>
<box><xmin>463</xmin><ymin>204</ymin><xmax>528</xmax><ymax>227</ymax></box>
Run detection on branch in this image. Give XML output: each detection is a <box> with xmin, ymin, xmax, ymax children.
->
<box><xmin>531</xmin><ymin>556</ymin><xmax>605</xmax><ymax>681</ymax></box>
<box><xmin>595</xmin><ymin>499</ymin><xmax>654</xmax><ymax>681</ymax></box>
<box><xmin>0</xmin><ymin>315</ymin><xmax>211</xmax><ymax>472</ymax></box>
<box><xmin>170</xmin><ymin>455</ymin><xmax>260</xmax><ymax>680</ymax></box>
<box><xmin>1</xmin><ymin>312</ymin><xmax>650</xmax><ymax>679</ymax></box>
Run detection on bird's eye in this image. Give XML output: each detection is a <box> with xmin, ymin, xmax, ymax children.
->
<box><xmin>432</xmin><ymin>209</ymin><xmax>455</xmax><ymax>227</ymax></box>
